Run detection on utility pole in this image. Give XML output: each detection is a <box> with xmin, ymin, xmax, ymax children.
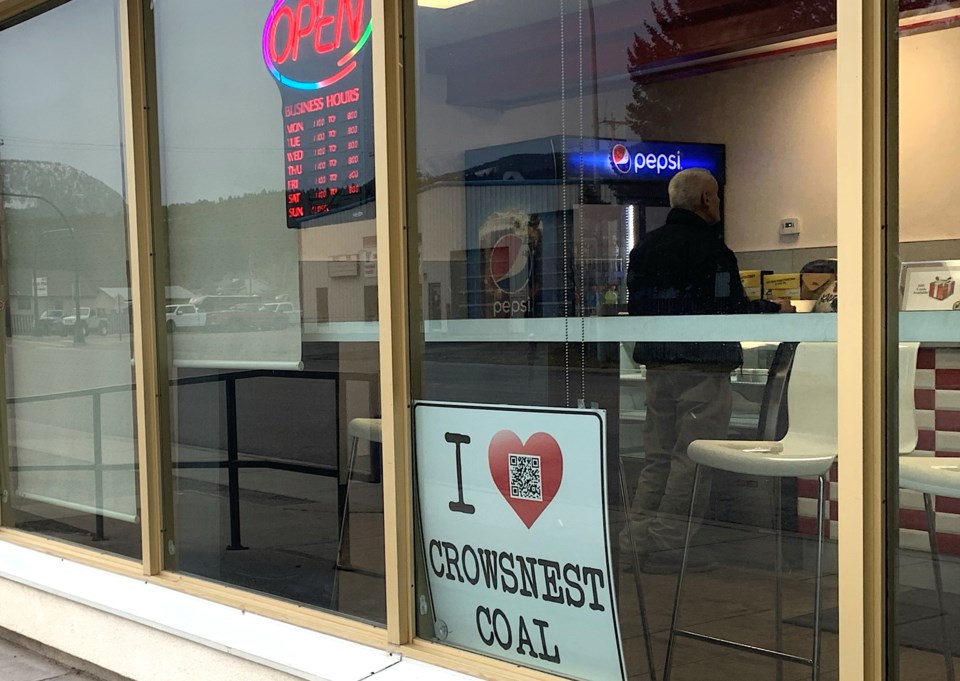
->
<box><xmin>1</xmin><ymin>191</ymin><xmax>85</xmax><ymax>344</ymax></box>
<box><xmin>587</xmin><ymin>0</ymin><xmax>600</xmax><ymax>142</ymax></box>
<box><xmin>599</xmin><ymin>115</ymin><xmax>631</xmax><ymax>140</ymax></box>
<box><xmin>0</xmin><ymin>137</ymin><xmax>12</xmax><ymax>522</ymax></box>
<box><xmin>0</xmin><ymin>138</ymin><xmax>10</xmax><ymax>340</ymax></box>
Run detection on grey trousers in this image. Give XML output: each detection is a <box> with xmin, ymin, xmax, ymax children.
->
<box><xmin>628</xmin><ymin>365</ymin><xmax>733</xmax><ymax>553</ymax></box>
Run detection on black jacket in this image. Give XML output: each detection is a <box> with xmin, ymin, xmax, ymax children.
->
<box><xmin>627</xmin><ymin>208</ymin><xmax>778</xmax><ymax>367</ymax></box>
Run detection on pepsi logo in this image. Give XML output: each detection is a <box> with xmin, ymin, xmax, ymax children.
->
<box><xmin>489</xmin><ymin>233</ymin><xmax>531</xmax><ymax>294</ymax></box>
<box><xmin>611</xmin><ymin>144</ymin><xmax>631</xmax><ymax>174</ymax></box>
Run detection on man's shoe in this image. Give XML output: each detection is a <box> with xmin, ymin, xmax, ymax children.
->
<box><xmin>640</xmin><ymin>550</ymin><xmax>717</xmax><ymax>575</ymax></box>
<box><xmin>618</xmin><ymin>522</ymin><xmax>645</xmax><ymax>555</ymax></box>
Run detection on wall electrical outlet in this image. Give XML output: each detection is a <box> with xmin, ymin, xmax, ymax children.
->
<box><xmin>779</xmin><ymin>218</ymin><xmax>800</xmax><ymax>236</ymax></box>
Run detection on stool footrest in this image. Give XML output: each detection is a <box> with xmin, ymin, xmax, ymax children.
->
<box><xmin>334</xmin><ymin>562</ymin><xmax>386</xmax><ymax>580</ymax></box>
<box><xmin>674</xmin><ymin>629</ymin><xmax>813</xmax><ymax>666</ymax></box>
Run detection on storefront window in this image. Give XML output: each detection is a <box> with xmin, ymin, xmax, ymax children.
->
<box><xmin>896</xmin><ymin>3</ymin><xmax>960</xmax><ymax>678</ymax></box>
<box><xmin>154</xmin><ymin>0</ymin><xmax>383</xmax><ymax>623</ymax></box>
<box><xmin>0</xmin><ymin>0</ymin><xmax>140</xmax><ymax>560</ymax></box>
<box><xmin>409</xmin><ymin>1</ymin><xmax>840</xmax><ymax>678</ymax></box>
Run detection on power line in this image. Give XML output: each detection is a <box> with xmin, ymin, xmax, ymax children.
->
<box><xmin>0</xmin><ymin>134</ymin><xmax>282</xmax><ymax>153</ymax></box>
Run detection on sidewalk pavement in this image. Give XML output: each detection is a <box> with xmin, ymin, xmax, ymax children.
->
<box><xmin>0</xmin><ymin>634</ymin><xmax>111</xmax><ymax>681</ymax></box>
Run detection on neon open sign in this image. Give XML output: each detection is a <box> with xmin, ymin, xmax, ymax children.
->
<box><xmin>263</xmin><ymin>0</ymin><xmax>372</xmax><ymax>91</ymax></box>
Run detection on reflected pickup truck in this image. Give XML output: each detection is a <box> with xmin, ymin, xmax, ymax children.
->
<box><xmin>62</xmin><ymin>308</ymin><xmax>107</xmax><ymax>337</ymax></box>
<box><xmin>165</xmin><ymin>304</ymin><xmax>206</xmax><ymax>332</ymax></box>
<box><xmin>261</xmin><ymin>302</ymin><xmax>299</xmax><ymax>327</ymax></box>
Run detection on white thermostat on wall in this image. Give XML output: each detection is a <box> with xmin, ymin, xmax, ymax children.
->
<box><xmin>779</xmin><ymin>218</ymin><xmax>801</xmax><ymax>236</ymax></box>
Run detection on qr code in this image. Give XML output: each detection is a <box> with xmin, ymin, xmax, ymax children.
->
<box><xmin>509</xmin><ymin>453</ymin><xmax>542</xmax><ymax>501</ymax></box>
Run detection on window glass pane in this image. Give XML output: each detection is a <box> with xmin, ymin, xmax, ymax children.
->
<box><xmin>409</xmin><ymin>1</ymin><xmax>839</xmax><ymax>678</ymax></box>
<box><xmin>897</xmin><ymin>3</ymin><xmax>960</xmax><ymax>678</ymax></box>
<box><xmin>0</xmin><ymin>0</ymin><xmax>140</xmax><ymax>560</ymax></box>
<box><xmin>154</xmin><ymin>0</ymin><xmax>383</xmax><ymax>623</ymax></box>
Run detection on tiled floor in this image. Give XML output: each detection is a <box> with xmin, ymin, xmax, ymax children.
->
<box><xmin>616</xmin><ymin>523</ymin><xmax>960</xmax><ymax>681</ymax></box>
<box><xmin>619</xmin><ymin>567</ymin><xmax>837</xmax><ymax>679</ymax></box>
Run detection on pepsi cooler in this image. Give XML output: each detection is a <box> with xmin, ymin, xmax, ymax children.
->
<box><xmin>458</xmin><ymin>136</ymin><xmax>725</xmax><ymax>320</ymax></box>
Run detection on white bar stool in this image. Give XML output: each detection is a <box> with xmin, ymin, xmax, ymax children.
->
<box><xmin>899</xmin><ymin>457</ymin><xmax>958</xmax><ymax>681</ymax></box>
<box><xmin>863</xmin><ymin>341</ymin><xmax>955</xmax><ymax>681</ymax></box>
<box><xmin>886</xmin><ymin>343</ymin><xmax>956</xmax><ymax>680</ymax></box>
<box><xmin>664</xmin><ymin>342</ymin><xmax>838</xmax><ymax>681</ymax></box>
<box><xmin>898</xmin><ymin>345</ymin><xmax>959</xmax><ymax>681</ymax></box>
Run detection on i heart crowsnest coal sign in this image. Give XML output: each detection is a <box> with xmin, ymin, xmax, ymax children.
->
<box><xmin>413</xmin><ymin>402</ymin><xmax>625</xmax><ymax>681</ymax></box>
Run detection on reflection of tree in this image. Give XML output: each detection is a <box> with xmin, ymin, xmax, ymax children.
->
<box><xmin>789</xmin><ymin>1</ymin><xmax>835</xmax><ymax>27</ymax></box>
<box><xmin>632</xmin><ymin>0</ymin><xmax>688</xmax><ymax>63</ymax></box>
<box><xmin>165</xmin><ymin>190</ymin><xmax>295</xmax><ymax>299</ymax></box>
<box><xmin>625</xmin><ymin>1</ymin><xmax>686</xmax><ymax>136</ymax></box>
<box><xmin>624</xmin><ymin>0</ymin><xmax>840</xmax><ymax>137</ymax></box>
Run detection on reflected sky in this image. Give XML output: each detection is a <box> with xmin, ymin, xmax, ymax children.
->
<box><xmin>0</xmin><ymin>0</ymin><xmax>286</xmax><ymax>204</ymax></box>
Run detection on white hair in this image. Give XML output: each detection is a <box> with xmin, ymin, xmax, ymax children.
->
<box><xmin>478</xmin><ymin>209</ymin><xmax>529</xmax><ymax>240</ymax></box>
<box><xmin>668</xmin><ymin>168</ymin><xmax>716</xmax><ymax>211</ymax></box>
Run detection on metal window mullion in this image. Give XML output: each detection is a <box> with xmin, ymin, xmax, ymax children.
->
<box><xmin>373</xmin><ymin>0</ymin><xmax>415</xmax><ymax>646</ymax></box>
<box><xmin>837</xmin><ymin>1</ymin><xmax>887</xmax><ymax>679</ymax></box>
<box><xmin>118</xmin><ymin>0</ymin><xmax>167</xmax><ymax>576</ymax></box>
<box><xmin>883</xmin><ymin>0</ymin><xmax>901</xmax><ymax>675</ymax></box>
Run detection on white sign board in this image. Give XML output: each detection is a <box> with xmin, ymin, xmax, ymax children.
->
<box><xmin>35</xmin><ymin>276</ymin><xmax>47</xmax><ymax>297</ymax></box>
<box><xmin>361</xmin><ymin>248</ymin><xmax>377</xmax><ymax>278</ymax></box>
<box><xmin>414</xmin><ymin>402</ymin><xmax>625</xmax><ymax>681</ymax></box>
<box><xmin>901</xmin><ymin>261</ymin><xmax>960</xmax><ymax>310</ymax></box>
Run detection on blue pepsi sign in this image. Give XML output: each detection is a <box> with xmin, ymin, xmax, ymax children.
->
<box><xmin>568</xmin><ymin>140</ymin><xmax>725</xmax><ymax>184</ymax></box>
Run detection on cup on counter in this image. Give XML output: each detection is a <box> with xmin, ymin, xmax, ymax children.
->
<box><xmin>791</xmin><ymin>299</ymin><xmax>816</xmax><ymax>313</ymax></box>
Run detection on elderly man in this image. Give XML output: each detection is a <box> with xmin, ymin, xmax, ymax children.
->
<box><xmin>624</xmin><ymin>168</ymin><xmax>792</xmax><ymax>573</ymax></box>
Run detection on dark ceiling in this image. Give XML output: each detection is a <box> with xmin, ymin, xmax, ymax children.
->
<box><xmin>422</xmin><ymin>0</ymin><xmax>959</xmax><ymax>109</ymax></box>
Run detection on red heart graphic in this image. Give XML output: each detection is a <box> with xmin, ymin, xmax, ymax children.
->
<box><xmin>488</xmin><ymin>430</ymin><xmax>563</xmax><ymax>529</ymax></box>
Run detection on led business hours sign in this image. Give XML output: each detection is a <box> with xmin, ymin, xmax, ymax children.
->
<box><xmin>263</xmin><ymin>0</ymin><xmax>374</xmax><ymax>227</ymax></box>
<box><xmin>414</xmin><ymin>403</ymin><xmax>626</xmax><ymax>681</ymax></box>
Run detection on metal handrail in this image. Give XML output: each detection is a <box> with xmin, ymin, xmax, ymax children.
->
<box><xmin>8</xmin><ymin>383</ymin><xmax>134</xmax><ymax>404</ymax></box>
<box><xmin>4</xmin><ymin>368</ymin><xmax>379</xmax><ymax>546</ymax></box>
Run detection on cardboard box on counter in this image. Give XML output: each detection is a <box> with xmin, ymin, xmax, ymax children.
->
<box><xmin>801</xmin><ymin>273</ymin><xmax>836</xmax><ymax>300</ymax></box>
<box><xmin>740</xmin><ymin>270</ymin><xmax>772</xmax><ymax>302</ymax></box>
<box><xmin>763</xmin><ymin>273</ymin><xmax>801</xmax><ymax>300</ymax></box>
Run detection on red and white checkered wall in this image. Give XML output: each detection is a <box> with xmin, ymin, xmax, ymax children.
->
<box><xmin>797</xmin><ymin>347</ymin><xmax>960</xmax><ymax>553</ymax></box>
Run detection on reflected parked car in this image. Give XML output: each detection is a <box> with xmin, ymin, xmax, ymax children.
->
<box><xmin>165</xmin><ymin>304</ymin><xmax>206</xmax><ymax>332</ymax></box>
<box><xmin>206</xmin><ymin>303</ymin><xmax>288</xmax><ymax>331</ymax></box>
<box><xmin>261</xmin><ymin>302</ymin><xmax>300</xmax><ymax>327</ymax></box>
<box><xmin>33</xmin><ymin>309</ymin><xmax>63</xmax><ymax>336</ymax></box>
<box><xmin>61</xmin><ymin>308</ymin><xmax>107</xmax><ymax>336</ymax></box>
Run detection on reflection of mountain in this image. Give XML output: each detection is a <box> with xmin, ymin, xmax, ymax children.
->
<box><xmin>0</xmin><ymin>161</ymin><xmax>308</xmax><ymax>304</ymax></box>
<box><xmin>464</xmin><ymin>154</ymin><xmax>562</xmax><ymax>183</ymax></box>
<box><xmin>0</xmin><ymin>160</ymin><xmax>128</xmax><ymax>299</ymax></box>
<box><xmin>0</xmin><ymin>159</ymin><xmax>123</xmax><ymax>215</ymax></box>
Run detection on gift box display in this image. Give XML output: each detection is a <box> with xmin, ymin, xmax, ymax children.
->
<box><xmin>928</xmin><ymin>276</ymin><xmax>955</xmax><ymax>301</ymax></box>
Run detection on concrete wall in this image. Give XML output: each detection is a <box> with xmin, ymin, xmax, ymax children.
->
<box><xmin>0</xmin><ymin>579</ymin><xmax>301</xmax><ymax>681</ymax></box>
